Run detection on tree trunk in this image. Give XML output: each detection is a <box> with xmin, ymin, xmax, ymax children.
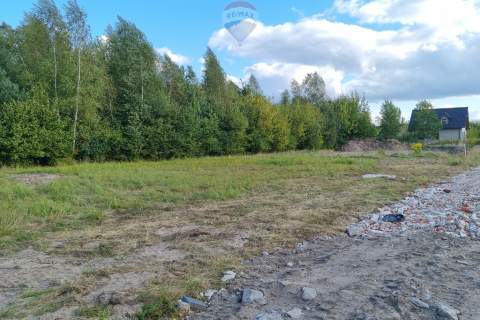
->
<box><xmin>140</xmin><ymin>61</ymin><xmax>144</xmax><ymax>107</ymax></box>
<box><xmin>53</xmin><ymin>40</ymin><xmax>58</xmax><ymax>103</ymax></box>
<box><xmin>72</xmin><ymin>49</ymin><xmax>81</xmax><ymax>156</ymax></box>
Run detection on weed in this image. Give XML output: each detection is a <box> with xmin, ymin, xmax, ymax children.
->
<box><xmin>136</xmin><ymin>294</ymin><xmax>178</xmax><ymax>320</ymax></box>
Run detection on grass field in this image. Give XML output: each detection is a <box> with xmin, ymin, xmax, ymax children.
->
<box><xmin>1</xmin><ymin>149</ymin><xmax>479</xmax><ymax>318</ymax></box>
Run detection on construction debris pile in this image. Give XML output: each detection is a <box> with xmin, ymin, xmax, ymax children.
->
<box><xmin>348</xmin><ymin>167</ymin><xmax>480</xmax><ymax>238</ymax></box>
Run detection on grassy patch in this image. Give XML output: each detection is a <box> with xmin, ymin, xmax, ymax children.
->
<box><xmin>136</xmin><ymin>292</ymin><xmax>178</xmax><ymax>320</ymax></box>
<box><xmin>1</xmin><ymin>149</ymin><xmax>480</xmax><ymax>318</ymax></box>
<box><xmin>76</xmin><ymin>305</ymin><xmax>112</xmax><ymax>319</ymax></box>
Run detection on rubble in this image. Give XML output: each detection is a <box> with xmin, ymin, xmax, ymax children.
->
<box><xmin>347</xmin><ymin>167</ymin><xmax>480</xmax><ymax>238</ymax></box>
<box><xmin>300</xmin><ymin>287</ymin><xmax>317</xmax><ymax>301</ymax></box>
<box><xmin>221</xmin><ymin>271</ymin><xmax>236</xmax><ymax>282</ymax></box>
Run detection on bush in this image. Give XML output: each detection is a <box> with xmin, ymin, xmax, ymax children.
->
<box><xmin>0</xmin><ymin>92</ymin><xmax>69</xmax><ymax>166</ymax></box>
<box><xmin>411</xmin><ymin>143</ymin><xmax>423</xmax><ymax>155</ymax></box>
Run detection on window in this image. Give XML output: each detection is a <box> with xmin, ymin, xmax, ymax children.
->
<box><xmin>441</xmin><ymin>117</ymin><xmax>448</xmax><ymax>126</ymax></box>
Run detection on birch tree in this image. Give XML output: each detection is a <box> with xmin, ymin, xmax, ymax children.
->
<box><xmin>34</xmin><ymin>0</ymin><xmax>63</xmax><ymax>103</ymax></box>
<box><xmin>66</xmin><ymin>0</ymin><xmax>90</xmax><ymax>155</ymax></box>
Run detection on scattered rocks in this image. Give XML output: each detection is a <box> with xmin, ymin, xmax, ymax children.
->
<box><xmin>362</xmin><ymin>173</ymin><xmax>397</xmax><ymax>180</ymax></box>
<box><xmin>241</xmin><ymin>288</ymin><xmax>266</xmax><ymax>305</ymax></box>
<box><xmin>435</xmin><ymin>303</ymin><xmax>460</xmax><ymax>320</ymax></box>
<box><xmin>300</xmin><ymin>287</ymin><xmax>317</xmax><ymax>301</ymax></box>
<box><xmin>286</xmin><ymin>307</ymin><xmax>303</xmax><ymax>318</ymax></box>
<box><xmin>347</xmin><ymin>167</ymin><xmax>480</xmax><ymax>239</ymax></box>
<box><xmin>221</xmin><ymin>270</ymin><xmax>236</xmax><ymax>282</ymax></box>
<box><xmin>202</xmin><ymin>289</ymin><xmax>218</xmax><ymax>301</ymax></box>
<box><xmin>347</xmin><ymin>223</ymin><xmax>367</xmax><ymax>237</ymax></box>
<box><xmin>180</xmin><ymin>296</ymin><xmax>208</xmax><ymax>311</ymax></box>
<box><xmin>255</xmin><ymin>310</ymin><xmax>284</xmax><ymax>320</ymax></box>
<box><xmin>177</xmin><ymin>299</ymin><xmax>191</xmax><ymax>313</ymax></box>
<box><xmin>410</xmin><ymin>297</ymin><xmax>429</xmax><ymax>309</ymax></box>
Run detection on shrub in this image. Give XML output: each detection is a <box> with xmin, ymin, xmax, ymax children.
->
<box><xmin>411</xmin><ymin>143</ymin><xmax>423</xmax><ymax>155</ymax></box>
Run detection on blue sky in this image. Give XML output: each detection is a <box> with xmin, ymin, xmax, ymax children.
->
<box><xmin>2</xmin><ymin>0</ymin><xmax>480</xmax><ymax>121</ymax></box>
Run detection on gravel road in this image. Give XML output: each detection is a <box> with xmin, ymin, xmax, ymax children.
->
<box><xmin>194</xmin><ymin>167</ymin><xmax>480</xmax><ymax>320</ymax></box>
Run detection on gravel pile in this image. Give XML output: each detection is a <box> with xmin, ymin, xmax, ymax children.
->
<box><xmin>348</xmin><ymin>167</ymin><xmax>480</xmax><ymax>238</ymax></box>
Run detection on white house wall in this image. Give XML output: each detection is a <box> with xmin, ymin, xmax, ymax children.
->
<box><xmin>439</xmin><ymin>129</ymin><xmax>465</xmax><ymax>141</ymax></box>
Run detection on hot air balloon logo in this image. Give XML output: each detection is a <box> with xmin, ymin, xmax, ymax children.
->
<box><xmin>223</xmin><ymin>1</ymin><xmax>258</xmax><ymax>44</ymax></box>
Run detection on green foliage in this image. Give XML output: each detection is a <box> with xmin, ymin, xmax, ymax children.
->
<box><xmin>0</xmin><ymin>2</ymin><xmax>381</xmax><ymax>166</ymax></box>
<box><xmin>467</xmin><ymin>122</ymin><xmax>480</xmax><ymax>147</ymax></box>
<box><xmin>411</xmin><ymin>143</ymin><xmax>423</xmax><ymax>155</ymax></box>
<box><xmin>410</xmin><ymin>100</ymin><xmax>441</xmax><ymax>140</ymax></box>
<box><xmin>379</xmin><ymin>100</ymin><xmax>402</xmax><ymax>140</ymax></box>
<box><xmin>321</xmin><ymin>93</ymin><xmax>377</xmax><ymax>149</ymax></box>
<box><xmin>0</xmin><ymin>90</ymin><xmax>69</xmax><ymax>165</ymax></box>
<box><xmin>282</xmin><ymin>103</ymin><xmax>324</xmax><ymax>150</ymax></box>
<box><xmin>137</xmin><ymin>294</ymin><xmax>177</xmax><ymax>320</ymax></box>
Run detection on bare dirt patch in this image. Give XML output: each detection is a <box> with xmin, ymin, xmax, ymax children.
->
<box><xmin>11</xmin><ymin>173</ymin><xmax>61</xmax><ymax>186</ymax></box>
<box><xmin>194</xmin><ymin>167</ymin><xmax>480</xmax><ymax>320</ymax></box>
<box><xmin>342</xmin><ymin>139</ymin><xmax>408</xmax><ymax>152</ymax></box>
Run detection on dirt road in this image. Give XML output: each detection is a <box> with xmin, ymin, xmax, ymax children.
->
<box><xmin>194</xmin><ymin>168</ymin><xmax>480</xmax><ymax>320</ymax></box>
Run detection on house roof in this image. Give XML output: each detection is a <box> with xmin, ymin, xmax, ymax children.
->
<box><xmin>408</xmin><ymin>107</ymin><xmax>469</xmax><ymax>131</ymax></box>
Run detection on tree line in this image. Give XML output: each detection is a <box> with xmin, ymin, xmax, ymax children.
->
<box><xmin>0</xmin><ymin>0</ymin><xmax>448</xmax><ymax>166</ymax></box>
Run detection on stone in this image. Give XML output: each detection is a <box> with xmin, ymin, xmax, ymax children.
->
<box><xmin>262</xmin><ymin>251</ymin><xmax>270</xmax><ymax>256</ymax></box>
<box><xmin>221</xmin><ymin>270</ymin><xmax>236</xmax><ymax>282</ymax></box>
<box><xmin>242</xmin><ymin>288</ymin><xmax>265</xmax><ymax>305</ymax></box>
<box><xmin>95</xmin><ymin>291</ymin><xmax>124</xmax><ymax>305</ymax></box>
<box><xmin>362</xmin><ymin>174</ymin><xmax>397</xmax><ymax>180</ymax></box>
<box><xmin>435</xmin><ymin>303</ymin><xmax>459</xmax><ymax>320</ymax></box>
<box><xmin>202</xmin><ymin>289</ymin><xmax>218</xmax><ymax>301</ymax></box>
<box><xmin>180</xmin><ymin>296</ymin><xmax>207</xmax><ymax>311</ymax></box>
<box><xmin>410</xmin><ymin>297</ymin><xmax>429</xmax><ymax>309</ymax></box>
<box><xmin>256</xmin><ymin>310</ymin><xmax>284</xmax><ymax>320</ymax></box>
<box><xmin>287</xmin><ymin>307</ymin><xmax>303</xmax><ymax>318</ymax></box>
<box><xmin>301</xmin><ymin>287</ymin><xmax>317</xmax><ymax>301</ymax></box>
<box><xmin>286</xmin><ymin>262</ymin><xmax>294</xmax><ymax>267</ymax></box>
<box><xmin>347</xmin><ymin>224</ymin><xmax>365</xmax><ymax>237</ymax></box>
<box><xmin>177</xmin><ymin>299</ymin><xmax>191</xmax><ymax>313</ymax></box>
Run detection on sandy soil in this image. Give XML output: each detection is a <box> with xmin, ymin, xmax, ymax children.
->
<box><xmin>194</xmin><ymin>168</ymin><xmax>480</xmax><ymax>320</ymax></box>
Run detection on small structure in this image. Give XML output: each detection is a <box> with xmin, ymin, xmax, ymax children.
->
<box><xmin>409</xmin><ymin>107</ymin><xmax>469</xmax><ymax>141</ymax></box>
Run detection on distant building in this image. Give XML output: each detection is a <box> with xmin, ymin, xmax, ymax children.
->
<box><xmin>409</xmin><ymin>107</ymin><xmax>469</xmax><ymax>141</ymax></box>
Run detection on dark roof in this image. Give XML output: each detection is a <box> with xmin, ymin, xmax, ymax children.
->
<box><xmin>409</xmin><ymin>107</ymin><xmax>469</xmax><ymax>131</ymax></box>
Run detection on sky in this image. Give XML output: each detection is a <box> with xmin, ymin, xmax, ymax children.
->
<box><xmin>2</xmin><ymin>0</ymin><xmax>480</xmax><ymax>122</ymax></box>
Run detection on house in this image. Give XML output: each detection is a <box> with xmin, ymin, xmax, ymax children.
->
<box><xmin>409</xmin><ymin>107</ymin><xmax>469</xmax><ymax>141</ymax></box>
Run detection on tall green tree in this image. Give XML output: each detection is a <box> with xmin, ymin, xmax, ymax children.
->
<box><xmin>411</xmin><ymin>100</ymin><xmax>441</xmax><ymax>140</ymax></box>
<box><xmin>66</xmin><ymin>0</ymin><xmax>90</xmax><ymax>155</ymax></box>
<box><xmin>302</xmin><ymin>72</ymin><xmax>326</xmax><ymax>105</ymax></box>
<box><xmin>378</xmin><ymin>100</ymin><xmax>402</xmax><ymax>140</ymax></box>
<box><xmin>33</xmin><ymin>0</ymin><xmax>65</xmax><ymax>103</ymax></box>
<box><xmin>105</xmin><ymin>17</ymin><xmax>157</xmax><ymax>159</ymax></box>
<box><xmin>202</xmin><ymin>48</ymin><xmax>247</xmax><ymax>154</ymax></box>
<box><xmin>244</xmin><ymin>74</ymin><xmax>262</xmax><ymax>96</ymax></box>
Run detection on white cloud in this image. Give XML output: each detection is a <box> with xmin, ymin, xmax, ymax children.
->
<box><xmin>226</xmin><ymin>74</ymin><xmax>242</xmax><ymax>87</ymax></box>
<box><xmin>209</xmin><ymin>0</ymin><xmax>480</xmax><ymax>103</ymax></box>
<box><xmin>99</xmin><ymin>35</ymin><xmax>109</xmax><ymax>43</ymax></box>
<box><xmin>334</xmin><ymin>0</ymin><xmax>480</xmax><ymax>44</ymax></box>
<box><xmin>156</xmin><ymin>47</ymin><xmax>191</xmax><ymax>65</ymax></box>
<box><xmin>245</xmin><ymin>63</ymin><xmax>344</xmax><ymax>98</ymax></box>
